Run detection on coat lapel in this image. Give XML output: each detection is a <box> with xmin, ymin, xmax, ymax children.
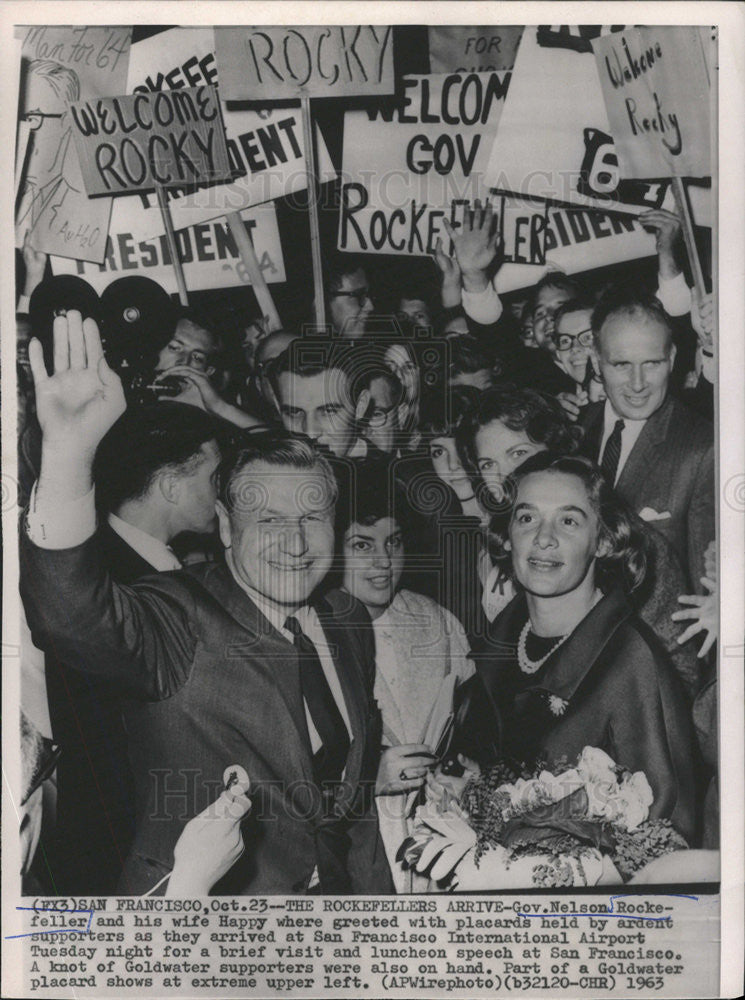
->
<box><xmin>474</xmin><ymin>590</ymin><xmax>633</xmax><ymax>705</ymax></box>
<box><xmin>538</xmin><ymin>589</ymin><xmax>633</xmax><ymax>700</ymax></box>
<box><xmin>194</xmin><ymin>562</ymin><xmax>314</xmax><ymax>782</ymax></box>
<box><xmin>616</xmin><ymin>396</ymin><xmax>673</xmax><ymax>498</ymax></box>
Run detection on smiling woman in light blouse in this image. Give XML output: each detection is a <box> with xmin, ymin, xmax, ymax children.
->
<box><xmin>324</xmin><ymin>470</ymin><xmax>474</xmax><ymax>890</ymax></box>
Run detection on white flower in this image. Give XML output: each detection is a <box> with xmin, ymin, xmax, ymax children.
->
<box><xmin>576</xmin><ymin>746</ymin><xmax>617</xmax><ymax>783</ymax></box>
<box><xmin>548</xmin><ymin>694</ymin><xmax>568</xmax><ymax>716</ymax></box>
<box><xmin>613</xmin><ymin>771</ymin><xmax>654</xmax><ymax>830</ymax></box>
<box><xmin>584</xmin><ymin>778</ymin><xmax>622</xmax><ymax>820</ymax></box>
<box><xmin>623</xmin><ymin>771</ymin><xmax>654</xmax><ymax>809</ymax></box>
<box><xmin>537</xmin><ymin>768</ymin><xmax>584</xmax><ymax>802</ymax></box>
<box><xmin>505</xmin><ymin>777</ymin><xmax>548</xmax><ymax>812</ymax></box>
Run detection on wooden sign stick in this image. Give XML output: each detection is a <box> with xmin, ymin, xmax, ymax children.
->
<box><xmin>156</xmin><ymin>185</ymin><xmax>190</xmax><ymax>307</ymax></box>
<box><xmin>300</xmin><ymin>97</ymin><xmax>326</xmax><ymax>330</ymax></box>
<box><xmin>224</xmin><ymin>212</ymin><xmax>282</xmax><ymax>332</ymax></box>
<box><xmin>671</xmin><ymin>176</ymin><xmax>707</xmax><ymax>299</ymax></box>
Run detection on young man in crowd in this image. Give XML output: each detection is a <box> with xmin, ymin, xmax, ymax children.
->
<box><xmin>21</xmin><ymin>312</ymin><xmax>393</xmax><ymax>895</ymax></box>
<box><xmin>325</xmin><ymin>255</ymin><xmax>375</xmax><ymax>339</ymax></box>
<box><xmin>270</xmin><ymin>338</ymin><xmax>379</xmax><ymax>459</ymax></box>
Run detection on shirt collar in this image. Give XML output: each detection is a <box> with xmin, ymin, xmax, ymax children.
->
<box><xmin>347</xmin><ymin>437</ymin><xmax>368</xmax><ymax>459</ymax></box>
<box><xmin>603</xmin><ymin>399</ymin><xmax>647</xmax><ymax>443</ymax></box>
<box><xmin>224</xmin><ymin>559</ymin><xmax>310</xmax><ymax>637</ymax></box>
<box><xmin>107</xmin><ymin>513</ymin><xmax>181</xmax><ymax>572</ymax></box>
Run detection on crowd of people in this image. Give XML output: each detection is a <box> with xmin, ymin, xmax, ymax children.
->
<box><xmin>17</xmin><ymin>202</ymin><xmax>718</xmax><ymax>895</ymax></box>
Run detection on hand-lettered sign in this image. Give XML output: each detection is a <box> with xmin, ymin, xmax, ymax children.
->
<box><xmin>214</xmin><ymin>25</ymin><xmax>394</xmax><ymax>100</ymax></box>
<box><xmin>494</xmin><ymin>206</ymin><xmax>657</xmax><ymax>294</ymax></box>
<box><xmin>51</xmin><ymin>199</ymin><xmax>285</xmax><ymax>293</ymax></box>
<box><xmin>591</xmin><ymin>27</ymin><xmax>711</xmax><ymax>179</ymax></box>
<box><xmin>338</xmin><ymin>72</ymin><xmax>547</xmax><ymax>261</ymax></box>
<box><xmin>485</xmin><ymin>27</ymin><xmax>669</xmax><ymax>213</ymax></box>
<box><xmin>15</xmin><ymin>26</ymin><xmax>132</xmax><ymax>263</ymax></box>
<box><xmin>428</xmin><ymin>26</ymin><xmax>524</xmax><ymax>73</ymax></box>
<box><xmin>69</xmin><ymin>86</ymin><xmax>232</xmax><ymax>196</ymax></box>
<box><xmin>119</xmin><ymin>27</ymin><xmax>336</xmax><ymax>238</ymax></box>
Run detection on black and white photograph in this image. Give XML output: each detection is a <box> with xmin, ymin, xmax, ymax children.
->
<box><xmin>2</xmin><ymin>3</ymin><xmax>743</xmax><ymax>998</ymax></box>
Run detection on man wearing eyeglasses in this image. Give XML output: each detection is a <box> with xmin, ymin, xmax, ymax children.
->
<box><xmin>16</xmin><ymin>60</ymin><xmax>82</xmax><ymax>245</ymax></box>
<box><xmin>553</xmin><ymin>299</ymin><xmax>607</xmax><ymax>420</ymax></box>
<box><xmin>325</xmin><ymin>256</ymin><xmax>375</xmax><ymax>340</ymax></box>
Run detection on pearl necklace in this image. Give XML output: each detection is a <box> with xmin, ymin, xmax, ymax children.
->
<box><xmin>518</xmin><ymin>590</ymin><xmax>604</xmax><ymax>675</ymax></box>
<box><xmin>517</xmin><ymin>621</ymin><xmax>569</xmax><ymax>675</ymax></box>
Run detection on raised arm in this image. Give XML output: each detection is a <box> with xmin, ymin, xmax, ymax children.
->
<box><xmin>29</xmin><ymin>310</ymin><xmax>126</xmax><ymax>512</ymax></box>
<box><xmin>21</xmin><ymin>312</ymin><xmax>195</xmax><ymax>698</ymax></box>
<box><xmin>443</xmin><ymin>200</ymin><xmax>504</xmax><ymax>326</ymax></box>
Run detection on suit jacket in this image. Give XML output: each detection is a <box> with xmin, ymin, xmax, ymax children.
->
<box><xmin>474</xmin><ymin>589</ymin><xmax>697</xmax><ymax>844</ymax></box>
<box><xmin>44</xmin><ymin>524</ymin><xmax>150</xmax><ymax>894</ymax></box>
<box><xmin>580</xmin><ymin>395</ymin><xmax>714</xmax><ymax>589</ymax></box>
<box><xmin>21</xmin><ymin>533</ymin><xmax>393</xmax><ymax>896</ymax></box>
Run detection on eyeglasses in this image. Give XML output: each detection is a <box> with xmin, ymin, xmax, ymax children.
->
<box><xmin>22</xmin><ymin>109</ymin><xmax>65</xmax><ymax>128</ymax></box>
<box><xmin>367</xmin><ymin>403</ymin><xmax>398</xmax><ymax>427</ymax></box>
<box><xmin>332</xmin><ymin>287</ymin><xmax>371</xmax><ymax>307</ymax></box>
<box><xmin>554</xmin><ymin>328</ymin><xmax>594</xmax><ymax>352</ymax></box>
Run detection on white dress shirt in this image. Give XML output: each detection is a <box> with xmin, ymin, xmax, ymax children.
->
<box><xmin>599</xmin><ymin>400</ymin><xmax>648</xmax><ymax>486</ymax></box>
<box><xmin>108</xmin><ymin>513</ymin><xmax>181</xmax><ymax>572</ymax></box>
<box><xmin>461</xmin><ymin>281</ymin><xmax>503</xmax><ymax>325</ymax></box>
<box><xmin>235</xmin><ymin>583</ymin><xmax>354</xmax><ymax>891</ymax></box>
<box><xmin>227</xmin><ymin>579</ymin><xmax>353</xmax><ymax>754</ymax></box>
<box><xmin>655</xmin><ymin>271</ymin><xmax>692</xmax><ymax>318</ymax></box>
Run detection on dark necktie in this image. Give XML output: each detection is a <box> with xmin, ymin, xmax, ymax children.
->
<box><xmin>601</xmin><ymin>419</ymin><xmax>625</xmax><ymax>485</ymax></box>
<box><xmin>285</xmin><ymin>616</ymin><xmax>350</xmax><ymax>787</ymax></box>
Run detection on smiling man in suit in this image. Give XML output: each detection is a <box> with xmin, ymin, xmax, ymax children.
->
<box><xmin>21</xmin><ymin>311</ymin><xmax>392</xmax><ymax>895</ymax></box>
<box><xmin>581</xmin><ymin>287</ymin><xmax>714</xmax><ymax>592</ymax></box>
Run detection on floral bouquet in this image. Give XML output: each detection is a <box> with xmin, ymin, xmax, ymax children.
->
<box><xmin>397</xmin><ymin>747</ymin><xmax>688</xmax><ymax>889</ymax></box>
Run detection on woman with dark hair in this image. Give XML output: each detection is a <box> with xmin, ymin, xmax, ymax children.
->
<box><xmin>455</xmin><ymin>386</ymin><xmax>582</xmax><ymax>624</ymax></box>
<box><xmin>326</xmin><ymin>469</ymin><xmax>474</xmax><ymax>891</ymax></box>
<box><xmin>397</xmin><ymin>385</ymin><xmax>493</xmax><ymax>645</ymax></box>
<box><xmin>454</xmin><ymin>385</ymin><xmax>698</xmax><ymax>701</ymax></box>
<box><xmin>463</xmin><ymin>453</ymin><xmax>696</xmax><ymax>842</ymax></box>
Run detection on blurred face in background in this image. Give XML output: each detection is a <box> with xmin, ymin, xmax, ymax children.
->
<box><xmin>156</xmin><ymin>319</ymin><xmax>219</xmax><ymax>374</ymax></box>
<box><xmin>329</xmin><ymin>268</ymin><xmax>374</xmax><ymax>339</ymax></box>
<box><xmin>473</xmin><ymin>419</ymin><xmax>548</xmax><ymax>502</ymax></box>
<box><xmin>533</xmin><ymin>285</ymin><xmax>573</xmax><ymax>352</ymax></box>
<box><xmin>429</xmin><ymin>436</ymin><xmax>473</xmax><ymax>502</ymax></box>
<box><xmin>363</xmin><ymin>374</ymin><xmax>401</xmax><ymax>454</ymax></box>
<box><xmin>384</xmin><ymin>343</ymin><xmax>420</xmax><ymax>431</ymax></box>
<box><xmin>555</xmin><ymin>308</ymin><xmax>594</xmax><ymax>383</ymax></box>
<box><xmin>397</xmin><ymin>297</ymin><xmax>432</xmax><ymax>329</ymax></box>
<box><xmin>276</xmin><ymin>368</ymin><xmax>358</xmax><ymax>456</ymax></box>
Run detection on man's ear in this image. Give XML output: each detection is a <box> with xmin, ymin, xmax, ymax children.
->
<box><xmin>158</xmin><ymin>472</ymin><xmax>180</xmax><ymax>505</ymax></box>
<box><xmin>355</xmin><ymin>388</ymin><xmax>372</xmax><ymax>422</ymax></box>
<box><xmin>205</xmin><ymin>365</ymin><xmax>216</xmax><ymax>377</ymax></box>
<box><xmin>667</xmin><ymin>343</ymin><xmax>677</xmax><ymax>371</ymax></box>
<box><xmin>216</xmin><ymin>500</ymin><xmax>232</xmax><ymax>549</ymax></box>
